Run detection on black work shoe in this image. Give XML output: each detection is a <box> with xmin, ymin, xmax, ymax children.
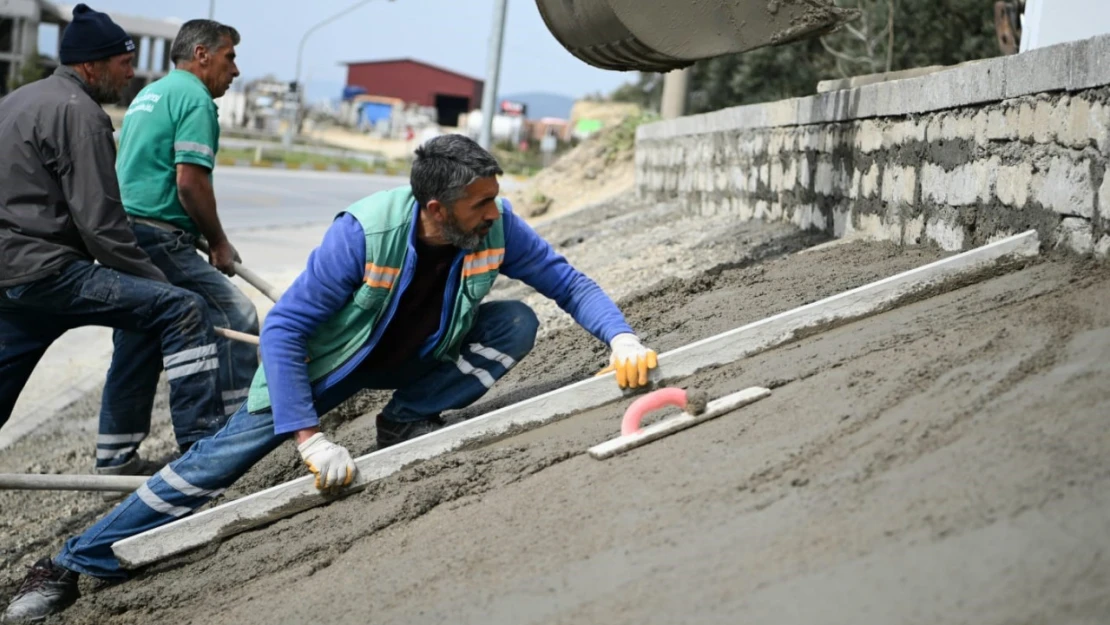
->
<box><xmin>376</xmin><ymin>414</ymin><xmax>446</xmax><ymax>449</ymax></box>
<box><xmin>1</xmin><ymin>557</ymin><xmax>79</xmax><ymax>623</ymax></box>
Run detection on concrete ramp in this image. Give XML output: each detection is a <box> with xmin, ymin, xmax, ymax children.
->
<box><xmin>111</xmin><ymin>231</ymin><xmax>1039</xmax><ymax>570</ymax></box>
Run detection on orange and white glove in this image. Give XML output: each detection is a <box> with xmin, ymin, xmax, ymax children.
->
<box><xmin>597</xmin><ymin>333</ymin><xmax>658</xmax><ymax>389</ymax></box>
<box><xmin>297</xmin><ymin>433</ymin><xmax>357</xmax><ymax>494</ymax></box>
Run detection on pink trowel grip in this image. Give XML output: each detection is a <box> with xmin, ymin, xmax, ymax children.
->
<box><xmin>621</xmin><ymin>387</ymin><xmax>688</xmax><ymax>436</ymax></box>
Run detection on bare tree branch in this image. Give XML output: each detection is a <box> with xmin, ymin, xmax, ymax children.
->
<box><xmin>822</xmin><ymin>0</ymin><xmax>899</xmax><ymax>76</ymax></box>
<box><xmin>821</xmin><ymin>37</ymin><xmax>871</xmax><ymax>65</ymax></box>
<box><xmin>843</xmin><ymin>23</ymin><xmax>867</xmax><ymax>43</ymax></box>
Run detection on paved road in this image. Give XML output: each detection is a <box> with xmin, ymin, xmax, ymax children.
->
<box><xmin>214</xmin><ymin>168</ymin><xmax>408</xmax><ymax>231</ymax></box>
<box><xmin>0</xmin><ymin>168</ymin><xmax>406</xmax><ymax>451</ymax></box>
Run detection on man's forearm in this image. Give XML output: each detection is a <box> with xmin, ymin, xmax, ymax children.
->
<box><xmin>178</xmin><ymin>177</ymin><xmax>228</xmax><ymax>245</ymax></box>
<box><xmin>293</xmin><ymin>427</ymin><xmax>320</xmax><ymax>445</ymax></box>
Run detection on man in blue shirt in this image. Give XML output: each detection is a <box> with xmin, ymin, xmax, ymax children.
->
<box><xmin>3</xmin><ymin>134</ymin><xmax>658</xmax><ymax>622</ymax></box>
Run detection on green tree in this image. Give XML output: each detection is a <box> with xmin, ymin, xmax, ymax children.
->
<box><xmin>609</xmin><ymin>72</ymin><xmax>663</xmax><ymax>111</ymax></box>
<box><xmin>820</xmin><ymin>0</ymin><xmax>898</xmax><ymax>77</ymax></box>
<box><xmin>608</xmin><ymin>0</ymin><xmax>1001</xmax><ymax>115</ymax></box>
<box><xmin>9</xmin><ymin>53</ymin><xmax>46</xmax><ymax>91</ymax></box>
<box><xmin>821</xmin><ymin>0</ymin><xmax>1000</xmax><ymax>77</ymax></box>
<box><xmin>889</xmin><ymin>0</ymin><xmax>999</xmax><ymax>69</ymax></box>
<box><xmin>688</xmin><ymin>39</ymin><xmax>832</xmax><ymax>113</ymax></box>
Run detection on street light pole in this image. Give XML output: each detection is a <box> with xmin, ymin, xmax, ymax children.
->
<box><xmin>478</xmin><ymin>0</ymin><xmax>509</xmax><ymax>150</ymax></box>
<box><xmin>208</xmin><ymin>0</ymin><xmax>215</xmax><ymax>19</ymax></box>
<box><xmin>283</xmin><ymin>0</ymin><xmax>390</xmax><ymax>147</ymax></box>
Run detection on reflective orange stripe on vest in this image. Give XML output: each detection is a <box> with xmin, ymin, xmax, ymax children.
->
<box><xmin>364</xmin><ymin>263</ymin><xmax>400</xmax><ymax>289</ymax></box>
<box><xmin>462</xmin><ymin>248</ymin><xmax>505</xmax><ymax>278</ymax></box>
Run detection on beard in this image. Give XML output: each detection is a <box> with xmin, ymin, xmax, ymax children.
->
<box><xmin>442</xmin><ymin>210</ymin><xmax>493</xmax><ymax>250</ymax></box>
<box><xmin>88</xmin><ymin>77</ymin><xmax>123</xmax><ymax>104</ymax></box>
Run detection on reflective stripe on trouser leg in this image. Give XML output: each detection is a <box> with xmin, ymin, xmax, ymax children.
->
<box><xmin>163</xmin><ymin>343</ymin><xmax>218</xmax><ymax>380</ymax></box>
<box><xmin>135</xmin><ymin>464</ymin><xmax>227</xmax><ymax>518</ymax></box>
<box><xmin>454</xmin><ymin>342</ymin><xmax>519</xmax><ymax>389</ymax></box>
<box><xmin>467</xmin><ymin>342</ymin><xmax>516</xmax><ymax>369</ymax></box>
<box><xmin>55</xmin><ymin>404</ymin><xmax>285</xmax><ymax>580</ymax></box>
<box><xmin>221</xmin><ymin>388</ymin><xmax>250</xmax><ymax>416</ymax></box>
<box><xmin>383</xmin><ymin>302</ymin><xmax>537</xmax><ymax>423</ymax></box>
<box><xmin>454</xmin><ymin>355</ymin><xmax>496</xmax><ymax>388</ymax></box>
<box><xmin>134</xmin><ymin>464</ymin><xmax>227</xmax><ymax>518</ymax></box>
<box><xmin>161</xmin><ymin>341</ymin><xmax>225</xmax><ymax>445</ymax></box>
<box><xmin>455</xmin><ymin>341</ymin><xmax>519</xmax><ymax>390</ymax></box>
<box><xmin>96</xmin><ymin>432</ymin><xmax>148</xmax><ymax>462</ymax></box>
<box><xmin>384</xmin><ymin>341</ymin><xmax>524</xmax><ymax>422</ymax></box>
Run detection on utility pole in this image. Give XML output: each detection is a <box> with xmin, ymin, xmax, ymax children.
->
<box><xmin>284</xmin><ymin>0</ymin><xmax>389</xmax><ymax>147</ymax></box>
<box><xmin>208</xmin><ymin>0</ymin><xmax>215</xmax><ymax>19</ymax></box>
<box><xmin>478</xmin><ymin>0</ymin><xmax>509</xmax><ymax>150</ymax></box>
<box><xmin>660</xmin><ymin>67</ymin><xmax>690</xmax><ymax>120</ymax></box>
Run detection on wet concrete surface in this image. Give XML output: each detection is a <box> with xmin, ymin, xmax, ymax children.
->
<box><xmin>1</xmin><ymin>193</ymin><xmax>1107</xmax><ymax>625</ymax></box>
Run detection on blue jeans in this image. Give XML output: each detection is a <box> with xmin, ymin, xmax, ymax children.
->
<box><xmin>98</xmin><ymin>223</ymin><xmax>259</xmax><ymax>468</ymax></box>
<box><xmin>0</xmin><ymin>260</ymin><xmax>225</xmax><ymax>447</ymax></box>
<box><xmin>56</xmin><ymin>300</ymin><xmax>538</xmax><ymax>578</ymax></box>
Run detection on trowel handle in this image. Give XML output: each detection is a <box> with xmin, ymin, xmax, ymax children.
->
<box><xmin>621</xmin><ymin>387</ymin><xmax>689</xmax><ymax>436</ymax></box>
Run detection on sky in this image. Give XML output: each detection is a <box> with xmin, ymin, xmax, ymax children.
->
<box><xmin>1021</xmin><ymin>0</ymin><xmax>1110</xmax><ymax>51</ymax></box>
<box><xmin>39</xmin><ymin>0</ymin><xmax>638</xmax><ymax>103</ymax></box>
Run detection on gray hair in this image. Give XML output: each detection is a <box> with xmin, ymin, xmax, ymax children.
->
<box><xmin>411</xmin><ymin>134</ymin><xmax>504</xmax><ymax>209</ymax></box>
<box><xmin>170</xmin><ymin>19</ymin><xmax>240</xmax><ymax>64</ymax></box>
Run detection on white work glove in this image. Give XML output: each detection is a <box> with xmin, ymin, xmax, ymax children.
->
<box><xmin>297</xmin><ymin>433</ymin><xmax>357</xmax><ymax>493</ymax></box>
<box><xmin>597</xmin><ymin>333</ymin><xmax>659</xmax><ymax>389</ymax></box>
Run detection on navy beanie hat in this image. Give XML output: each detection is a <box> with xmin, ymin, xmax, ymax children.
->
<box><xmin>59</xmin><ymin>3</ymin><xmax>135</xmax><ymax>65</ymax></box>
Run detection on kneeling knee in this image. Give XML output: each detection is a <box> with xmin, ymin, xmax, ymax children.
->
<box><xmin>172</xmin><ymin>289</ymin><xmax>208</xmax><ymax>318</ymax></box>
<box><xmin>163</xmin><ymin>289</ymin><xmax>209</xmax><ymax>331</ymax></box>
<box><xmin>502</xmin><ymin>301</ymin><xmax>539</xmax><ymax>353</ymax></box>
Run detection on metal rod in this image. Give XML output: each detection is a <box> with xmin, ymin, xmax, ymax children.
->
<box><xmin>214</xmin><ymin>327</ymin><xmax>260</xmax><ymax>345</ymax></box>
<box><xmin>478</xmin><ymin>0</ymin><xmax>509</xmax><ymax>150</ymax></box>
<box><xmin>194</xmin><ymin>239</ymin><xmax>283</xmax><ymax>303</ymax></box>
<box><xmin>0</xmin><ymin>473</ymin><xmax>150</xmax><ymax>493</ymax></box>
<box><xmin>231</xmin><ymin>263</ymin><xmax>283</xmax><ymax>303</ymax></box>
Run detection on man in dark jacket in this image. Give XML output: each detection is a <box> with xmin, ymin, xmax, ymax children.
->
<box><xmin>0</xmin><ymin>5</ymin><xmax>227</xmax><ymax>474</ymax></box>
<box><xmin>2</xmin><ymin>133</ymin><xmax>659</xmax><ymax>623</ymax></box>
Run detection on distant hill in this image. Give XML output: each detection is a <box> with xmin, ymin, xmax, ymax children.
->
<box><xmin>499</xmin><ymin>92</ymin><xmax>576</xmax><ymax>120</ymax></box>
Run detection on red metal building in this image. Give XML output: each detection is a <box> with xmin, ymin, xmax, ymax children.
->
<box><xmin>341</xmin><ymin>58</ymin><xmax>485</xmax><ymax>127</ymax></box>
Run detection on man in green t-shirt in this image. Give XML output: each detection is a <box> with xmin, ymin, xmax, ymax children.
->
<box><xmin>101</xmin><ymin>19</ymin><xmax>254</xmax><ymax>475</ymax></box>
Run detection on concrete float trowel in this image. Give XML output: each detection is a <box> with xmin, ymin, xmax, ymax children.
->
<box><xmin>588</xmin><ymin>386</ymin><xmax>771</xmax><ymax>459</ymax></box>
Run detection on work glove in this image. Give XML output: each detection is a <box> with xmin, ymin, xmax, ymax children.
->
<box><xmin>297</xmin><ymin>433</ymin><xmax>357</xmax><ymax>494</ymax></box>
<box><xmin>597</xmin><ymin>333</ymin><xmax>659</xmax><ymax>389</ymax></box>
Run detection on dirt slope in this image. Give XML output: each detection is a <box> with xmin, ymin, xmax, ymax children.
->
<box><xmin>505</xmin><ymin>114</ymin><xmax>647</xmax><ymax>221</ymax></box>
<box><xmin>2</xmin><ymin>198</ymin><xmax>1108</xmax><ymax>624</ymax></box>
<box><xmin>36</xmin><ymin>249</ymin><xmax>1110</xmax><ymax>625</ymax></box>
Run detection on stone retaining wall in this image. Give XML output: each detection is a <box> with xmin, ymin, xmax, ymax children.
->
<box><xmin>635</xmin><ymin>34</ymin><xmax>1110</xmax><ymax>256</ymax></box>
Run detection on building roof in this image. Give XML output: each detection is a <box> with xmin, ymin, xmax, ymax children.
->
<box><xmin>339</xmin><ymin>57</ymin><xmax>484</xmax><ymax>85</ymax></box>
